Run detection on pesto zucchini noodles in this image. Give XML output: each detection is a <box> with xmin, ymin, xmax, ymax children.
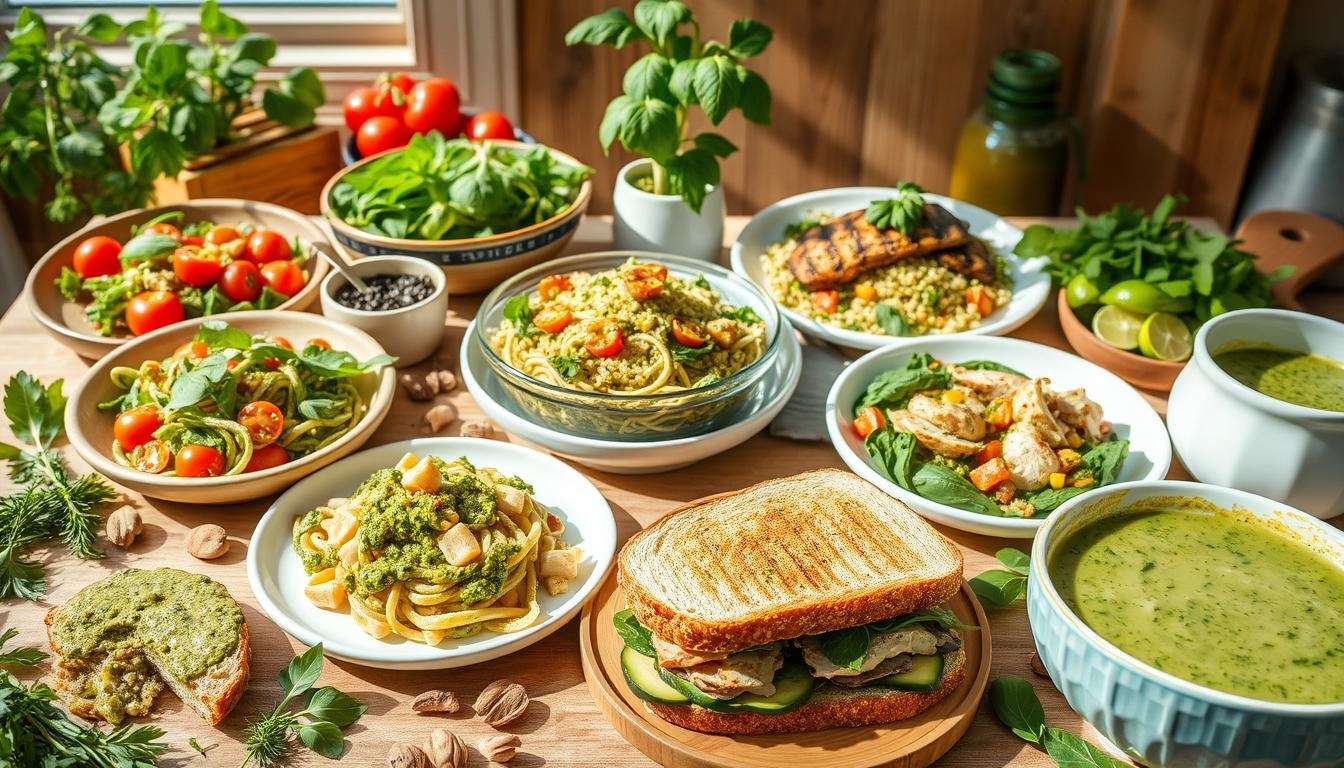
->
<box><xmin>292</xmin><ymin>454</ymin><xmax>579</xmax><ymax>644</ymax></box>
<box><xmin>102</xmin><ymin>320</ymin><xmax>392</xmax><ymax>477</ymax></box>
<box><xmin>488</xmin><ymin>259</ymin><xmax>767</xmax><ymax>395</ymax></box>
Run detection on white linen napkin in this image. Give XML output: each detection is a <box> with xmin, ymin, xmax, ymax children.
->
<box><xmin>769</xmin><ymin>336</ymin><xmax>851</xmax><ymax>442</ymax></box>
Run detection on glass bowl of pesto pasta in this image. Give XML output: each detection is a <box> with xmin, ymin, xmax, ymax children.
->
<box><xmin>475</xmin><ymin>252</ymin><xmax>783</xmax><ymax>440</ymax></box>
<box><xmin>65</xmin><ymin>311</ymin><xmax>397</xmax><ymax>504</ymax></box>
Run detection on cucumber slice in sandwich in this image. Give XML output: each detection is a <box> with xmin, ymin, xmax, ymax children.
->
<box><xmin>874</xmin><ymin>652</ymin><xmax>944</xmax><ymax>692</ymax></box>
<box><xmin>621</xmin><ymin>646</ymin><xmax>690</xmax><ymax>705</ymax></box>
<box><xmin>655</xmin><ymin>661</ymin><xmax>816</xmax><ymax>714</ymax></box>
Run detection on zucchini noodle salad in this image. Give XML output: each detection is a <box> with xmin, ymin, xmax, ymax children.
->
<box><xmin>293</xmin><ymin>454</ymin><xmax>579</xmax><ymax>644</ymax></box>
<box><xmin>489</xmin><ymin>259</ymin><xmax>767</xmax><ymax>395</ymax></box>
<box><xmin>102</xmin><ymin>320</ymin><xmax>392</xmax><ymax>477</ymax></box>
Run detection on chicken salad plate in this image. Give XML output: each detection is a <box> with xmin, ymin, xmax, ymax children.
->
<box><xmin>731</xmin><ymin>187</ymin><xmax>1051</xmax><ymax>350</ymax></box>
<box><xmin>826</xmin><ymin>337</ymin><xmax>1170</xmax><ymax>538</ymax></box>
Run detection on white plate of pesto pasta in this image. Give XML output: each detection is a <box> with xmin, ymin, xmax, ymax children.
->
<box><xmin>246</xmin><ymin>437</ymin><xmax>617</xmax><ymax>669</ymax></box>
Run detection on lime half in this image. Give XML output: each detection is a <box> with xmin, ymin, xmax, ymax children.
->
<box><xmin>1091</xmin><ymin>305</ymin><xmax>1145</xmax><ymax>350</ymax></box>
<box><xmin>1138</xmin><ymin>311</ymin><xmax>1193</xmax><ymax>361</ymax></box>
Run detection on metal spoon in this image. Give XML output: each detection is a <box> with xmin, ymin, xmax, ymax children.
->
<box><xmin>314</xmin><ymin>240</ymin><xmax>370</xmax><ymax>293</ymax></box>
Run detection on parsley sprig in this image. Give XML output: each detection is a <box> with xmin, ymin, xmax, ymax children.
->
<box><xmin>242</xmin><ymin>643</ymin><xmax>367</xmax><ymax>767</ymax></box>
<box><xmin>0</xmin><ymin>372</ymin><xmax>116</xmax><ymax>600</ymax></box>
<box><xmin>864</xmin><ymin>181</ymin><xmax>926</xmax><ymax>235</ymax></box>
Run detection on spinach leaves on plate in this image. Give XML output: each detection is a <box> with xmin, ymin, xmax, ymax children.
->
<box><xmin>853</xmin><ymin>353</ymin><xmax>952</xmax><ymax>415</ymax></box>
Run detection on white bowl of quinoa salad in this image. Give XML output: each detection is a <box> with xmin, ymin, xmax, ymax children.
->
<box><xmin>730</xmin><ymin>187</ymin><xmax>1051</xmax><ymax>351</ymax></box>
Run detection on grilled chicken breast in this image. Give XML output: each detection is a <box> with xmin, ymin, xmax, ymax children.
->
<box><xmin>787</xmin><ymin>204</ymin><xmax>994</xmax><ymax>289</ymax></box>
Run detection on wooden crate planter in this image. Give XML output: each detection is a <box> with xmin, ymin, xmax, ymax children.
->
<box><xmin>124</xmin><ymin>110</ymin><xmax>342</xmax><ymax>215</ymax></box>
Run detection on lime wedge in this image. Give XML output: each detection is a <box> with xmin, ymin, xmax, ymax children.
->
<box><xmin>1138</xmin><ymin>311</ymin><xmax>1193</xmax><ymax>361</ymax></box>
<box><xmin>1091</xmin><ymin>305</ymin><xmax>1145</xmax><ymax>351</ymax></box>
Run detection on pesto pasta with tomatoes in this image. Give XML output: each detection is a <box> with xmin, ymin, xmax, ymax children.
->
<box><xmin>488</xmin><ymin>259</ymin><xmax>767</xmax><ymax>395</ymax></box>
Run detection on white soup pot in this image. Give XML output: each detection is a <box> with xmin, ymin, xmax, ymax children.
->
<box><xmin>612</xmin><ymin>158</ymin><xmax>725</xmax><ymax>261</ymax></box>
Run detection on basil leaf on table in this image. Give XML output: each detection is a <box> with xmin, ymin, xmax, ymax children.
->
<box><xmin>994</xmin><ymin>547</ymin><xmax>1030</xmax><ymax>575</ymax></box>
<box><xmin>278</xmin><ymin>643</ymin><xmax>326</xmax><ymax>700</ymax></box>
<box><xmin>304</xmin><ymin>686</ymin><xmax>368</xmax><ymax>728</ymax></box>
<box><xmin>969</xmin><ymin>569</ymin><xmax>1028</xmax><ymax>609</ymax></box>
<box><xmin>990</xmin><ymin>676</ymin><xmax>1047</xmax><ymax>744</ymax></box>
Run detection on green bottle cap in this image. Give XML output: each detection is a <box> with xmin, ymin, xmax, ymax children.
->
<box><xmin>984</xmin><ymin>49</ymin><xmax>1061</xmax><ymax>125</ymax></box>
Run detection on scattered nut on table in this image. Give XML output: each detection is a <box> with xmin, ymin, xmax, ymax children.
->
<box><xmin>424</xmin><ymin>403</ymin><xmax>458</xmax><ymax>433</ymax></box>
<box><xmin>105</xmin><ymin>505</ymin><xmax>142</xmax><ymax>549</ymax></box>
<box><xmin>422</xmin><ymin>727</ymin><xmax>467</xmax><ymax>768</ymax></box>
<box><xmin>400</xmin><ymin>373</ymin><xmax>434</xmax><ymax>401</ymax></box>
<box><xmin>186</xmin><ymin>524</ymin><xmax>230</xmax><ymax>560</ymax></box>
<box><xmin>459</xmin><ymin>419</ymin><xmax>495</xmax><ymax>440</ymax></box>
<box><xmin>473</xmin><ymin>679</ymin><xmax>529</xmax><ymax>728</ymax></box>
<box><xmin>387</xmin><ymin>744</ymin><xmax>430</xmax><ymax>768</ymax></box>
<box><xmin>1030</xmin><ymin>651</ymin><xmax>1049</xmax><ymax>678</ymax></box>
<box><xmin>425</xmin><ymin>369</ymin><xmax>456</xmax><ymax>395</ymax></box>
<box><xmin>412</xmin><ymin>689</ymin><xmax>460</xmax><ymax>713</ymax></box>
<box><xmin>477</xmin><ymin>733</ymin><xmax>520</xmax><ymax>763</ymax></box>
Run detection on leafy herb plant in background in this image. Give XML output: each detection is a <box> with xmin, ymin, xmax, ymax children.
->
<box><xmin>566</xmin><ymin>0</ymin><xmax>773</xmax><ymax>212</ymax></box>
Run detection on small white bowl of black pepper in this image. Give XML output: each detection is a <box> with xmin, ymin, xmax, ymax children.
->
<box><xmin>320</xmin><ymin>255</ymin><xmax>448</xmax><ymax>365</ymax></box>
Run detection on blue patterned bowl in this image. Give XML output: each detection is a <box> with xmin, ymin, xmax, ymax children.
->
<box><xmin>1029</xmin><ymin>480</ymin><xmax>1344</xmax><ymax>768</ymax></box>
<box><xmin>321</xmin><ymin>139</ymin><xmax>591</xmax><ymax>294</ymax></box>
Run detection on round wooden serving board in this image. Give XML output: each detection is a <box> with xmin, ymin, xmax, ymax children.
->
<box><xmin>579</xmin><ymin>574</ymin><xmax>992</xmax><ymax>768</ymax></box>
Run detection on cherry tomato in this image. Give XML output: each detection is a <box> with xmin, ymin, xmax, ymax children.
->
<box><xmin>381</xmin><ymin>71</ymin><xmax>416</xmax><ymax>101</ymax></box>
<box><xmin>175</xmin><ymin>444</ymin><xmax>225</xmax><ymax>478</ymax></box>
<box><xmin>206</xmin><ymin>225</ymin><xmax>241</xmax><ymax>246</ymax></box>
<box><xmin>706</xmin><ymin>319</ymin><xmax>738</xmax><ymax>349</ymax></box>
<box><xmin>243</xmin><ymin>230</ymin><xmax>293</xmax><ymax>263</ymax></box>
<box><xmin>623</xmin><ymin>263</ymin><xmax>667</xmax><ymax>300</ymax></box>
<box><xmin>142</xmin><ymin>222</ymin><xmax>181</xmax><ymax>240</ymax></box>
<box><xmin>114</xmin><ymin>405</ymin><xmax>162</xmax><ymax>450</ymax></box>
<box><xmin>464</xmin><ymin>111</ymin><xmax>515</xmax><ymax>141</ymax></box>
<box><xmin>342</xmin><ymin>85</ymin><xmax>401</xmax><ymax>133</ymax></box>
<box><xmin>172</xmin><ymin>340</ymin><xmax>208</xmax><ymax>362</ymax></box>
<box><xmin>811</xmin><ymin>289</ymin><xmax>840</xmax><ymax>314</ymax></box>
<box><xmin>403</xmin><ymin>78</ymin><xmax>461</xmax><ymax>136</ymax></box>
<box><xmin>244</xmin><ymin>442</ymin><xmax>290</xmax><ymax>473</ymax></box>
<box><xmin>259</xmin><ymin>260</ymin><xmax>305</xmax><ymax>297</ymax></box>
<box><xmin>267</xmin><ymin>336</ymin><xmax>294</xmax><ymax>350</ymax></box>
<box><xmin>237</xmin><ymin>400</ymin><xmax>284</xmax><ymax>447</ymax></box>
<box><xmin>305</xmin><ymin>338</ymin><xmax>331</xmax><ymax>350</ymax></box>
<box><xmin>670</xmin><ymin>317</ymin><xmax>707</xmax><ymax>348</ymax></box>
<box><xmin>538</xmin><ymin>274</ymin><xmax>573</xmax><ymax>301</ymax></box>
<box><xmin>852</xmin><ymin>405</ymin><xmax>887</xmax><ymax>438</ymax></box>
<box><xmin>584</xmin><ymin>318</ymin><xmax>624</xmax><ymax>358</ymax></box>
<box><xmin>172</xmin><ymin>246</ymin><xmax>224</xmax><ymax>287</ymax></box>
<box><xmin>130</xmin><ymin>439</ymin><xmax>172</xmax><ymax>474</ymax></box>
<box><xmin>179</xmin><ymin>235</ymin><xmax>204</xmax><ymax>246</ymax></box>
<box><xmin>125</xmin><ymin>291</ymin><xmax>184</xmax><ymax>336</ymax></box>
<box><xmin>533</xmin><ymin>304</ymin><xmax>573</xmax><ymax>334</ymax></box>
<box><xmin>72</xmin><ymin>235</ymin><xmax>122</xmax><ymax>278</ymax></box>
<box><xmin>356</xmin><ymin>115</ymin><xmax>412</xmax><ymax>157</ymax></box>
<box><xmin>220</xmin><ymin>261</ymin><xmax>263</xmax><ymax>302</ymax></box>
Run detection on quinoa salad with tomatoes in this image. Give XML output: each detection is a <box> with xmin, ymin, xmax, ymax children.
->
<box><xmin>56</xmin><ymin>212</ymin><xmax>312</xmax><ymax>337</ymax></box>
<box><xmin>487</xmin><ymin>259</ymin><xmax>768</xmax><ymax>396</ymax></box>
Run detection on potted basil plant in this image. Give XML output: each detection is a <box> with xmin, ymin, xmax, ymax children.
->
<box><xmin>566</xmin><ymin>1</ymin><xmax>772</xmax><ymax>260</ymax></box>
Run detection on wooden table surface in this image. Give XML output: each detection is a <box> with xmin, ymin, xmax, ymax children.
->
<box><xmin>0</xmin><ymin>215</ymin><xmax>1210</xmax><ymax>767</ymax></box>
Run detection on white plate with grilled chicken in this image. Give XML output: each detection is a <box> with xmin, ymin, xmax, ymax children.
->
<box><xmin>731</xmin><ymin>187</ymin><xmax>1050</xmax><ymax>350</ymax></box>
<box><xmin>825</xmin><ymin>336</ymin><xmax>1171</xmax><ymax>538</ymax></box>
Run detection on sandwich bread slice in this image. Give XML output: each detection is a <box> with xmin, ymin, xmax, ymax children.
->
<box><xmin>615</xmin><ymin>469</ymin><xmax>972</xmax><ymax>734</ymax></box>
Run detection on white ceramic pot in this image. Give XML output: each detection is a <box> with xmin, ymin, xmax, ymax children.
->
<box><xmin>319</xmin><ymin>255</ymin><xmax>448</xmax><ymax>366</ymax></box>
<box><xmin>1167</xmin><ymin>308</ymin><xmax>1344</xmax><ymax>518</ymax></box>
<box><xmin>612</xmin><ymin>158</ymin><xmax>724</xmax><ymax>261</ymax></box>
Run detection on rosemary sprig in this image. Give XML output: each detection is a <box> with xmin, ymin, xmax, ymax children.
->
<box><xmin>242</xmin><ymin>643</ymin><xmax>367</xmax><ymax>767</ymax></box>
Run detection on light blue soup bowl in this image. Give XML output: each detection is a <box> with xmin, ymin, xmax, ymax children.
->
<box><xmin>1029</xmin><ymin>480</ymin><xmax>1344</xmax><ymax>768</ymax></box>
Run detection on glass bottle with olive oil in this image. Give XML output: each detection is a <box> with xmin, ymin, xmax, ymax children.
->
<box><xmin>949</xmin><ymin>49</ymin><xmax>1070</xmax><ymax>216</ymax></box>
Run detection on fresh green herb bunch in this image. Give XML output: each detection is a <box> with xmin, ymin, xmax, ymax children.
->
<box><xmin>99</xmin><ymin>2</ymin><xmax>325</xmax><ymax>184</ymax></box>
<box><xmin>566</xmin><ymin>1</ymin><xmax>773</xmax><ymax>212</ymax></box>
<box><xmin>0</xmin><ymin>9</ymin><xmax>151</xmax><ymax>222</ymax></box>
<box><xmin>242</xmin><ymin>643</ymin><xmax>368</xmax><ymax>767</ymax></box>
<box><xmin>0</xmin><ymin>628</ymin><xmax>169</xmax><ymax>767</ymax></box>
<box><xmin>864</xmin><ymin>181</ymin><xmax>927</xmax><ymax>235</ymax></box>
<box><xmin>0</xmin><ymin>373</ymin><xmax>117</xmax><ymax>600</ymax></box>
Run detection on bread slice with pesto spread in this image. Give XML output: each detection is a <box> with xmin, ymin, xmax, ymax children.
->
<box><xmin>615</xmin><ymin>469</ymin><xmax>972</xmax><ymax>734</ymax></box>
<box><xmin>45</xmin><ymin>567</ymin><xmax>250</xmax><ymax>726</ymax></box>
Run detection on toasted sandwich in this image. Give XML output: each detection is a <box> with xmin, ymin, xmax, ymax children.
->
<box><xmin>613</xmin><ymin>469</ymin><xmax>973</xmax><ymax>734</ymax></box>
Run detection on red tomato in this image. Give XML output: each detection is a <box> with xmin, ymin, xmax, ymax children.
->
<box><xmin>268</xmin><ymin>336</ymin><xmax>293</xmax><ymax>350</ymax></box>
<box><xmin>669</xmin><ymin>317</ymin><xmax>707</xmax><ymax>348</ymax></box>
<box><xmin>356</xmin><ymin>115</ymin><xmax>412</xmax><ymax>157</ymax></box>
<box><xmin>584</xmin><ymin>318</ymin><xmax>624</xmax><ymax>358</ymax></box>
<box><xmin>243</xmin><ymin>230</ymin><xmax>293</xmax><ymax>263</ymax></box>
<box><xmin>72</xmin><ymin>236</ymin><xmax>122</xmax><ymax>278</ymax></box>
<box><xmin>237</xmin><ymin>400</ymin><xmax>284</xmax><ymax>447</ymax></box>
<box><xmin>305</xmin><ymin>338</ymin><xmax>331</xmax><ymax>350</ymax></box>
<box><xmin>179</xmin><ymin>235</ymin><xmax>204</xmax><ymax>246</ymax></box>
<box><xmin>172</xmin><ymin>246</ymin><xmax>224</xmax><ymax>287</ymax></box>
<box><xmin>114</xmin><ymin>405</ymin><xmax>162</xmax><ymax>450</ymax></box>
<box><xmin>125</xmin><ymin>291</ymin><xmax>184</xmax><ymax>336</ymax></box>
<box><xmin>244</xmin><ymin>443</ymin><xmax>289</xmax><ymax>473</ymax></box>
<box><xmin>342</xmin><ymin>85</ymin><xmax>400</xmax><ymax>133</ymax></box>
<box><xmin>852</xmin><ymin>405</ymin><xmax>887</xmax><ymax>438</ymax></box>
<box><xmin>533</xmin><ymin>304</ymin><xmax>573</xmax><ymax>334</ymax></box>
<box><xmin>623</xmin><ymin>263</ymin><xmax>667</xmax><ymax>300</ymax></box>
<box><xmin>382</xmin><ymin>71</ymin><xmax>416</xmax><ymax>101</ymax></box>
<box><xmin>206</xmin><ymin>225</ymin><xmax>241</xmax><ymax>245</ymax></box>
<box><xmin>172</xmin><ymin>340</ymin><xmax>208</xmax><ymax>362</ymax></box>
<box><xmin>142</xmin><ymin>222</ymin><xmax>181</xmax><ymax>240</ymax></box>
<box><xmin>465</xmin><ymin>111</ymin><xmax>515</xmax><ymax>141</ymax></box>
<box><xmin>175</xmin><ymin>444</ymin><xmax>225</xmax><ymax>478</ymax></box>
<box><xmin>403</xmin><ymin>78</ymin><xmax>461</xmax><ymax>136</ymax></box>
<box><xmin>811</xmin><ymin>289</ymin><xmax>840</xmax><ymax>314</ymax></box>
<box><xmin>259</xmin><ymin>260</ymin><xmax>304</xmax><ymax>297</ymax></box>
<box><xmin>538</xmin><ymin>274</ymin><xmax>572</xmax><ymax>301</ymax></box>
<box><xmin>130</xmin><ymin>439</ymin><xmax>171</xmax><ymax>474</ymax></box>
<box><xmin>220</xmin><ymin>261</ymin><xmax>263</xmax><ymax>302</ymax></box>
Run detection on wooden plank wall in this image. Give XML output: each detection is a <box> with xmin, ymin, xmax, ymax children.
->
<box><xmin>517</xmin><ymin>0</ymin><xmax>1288</xmax><ymax>227</ymax></box>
